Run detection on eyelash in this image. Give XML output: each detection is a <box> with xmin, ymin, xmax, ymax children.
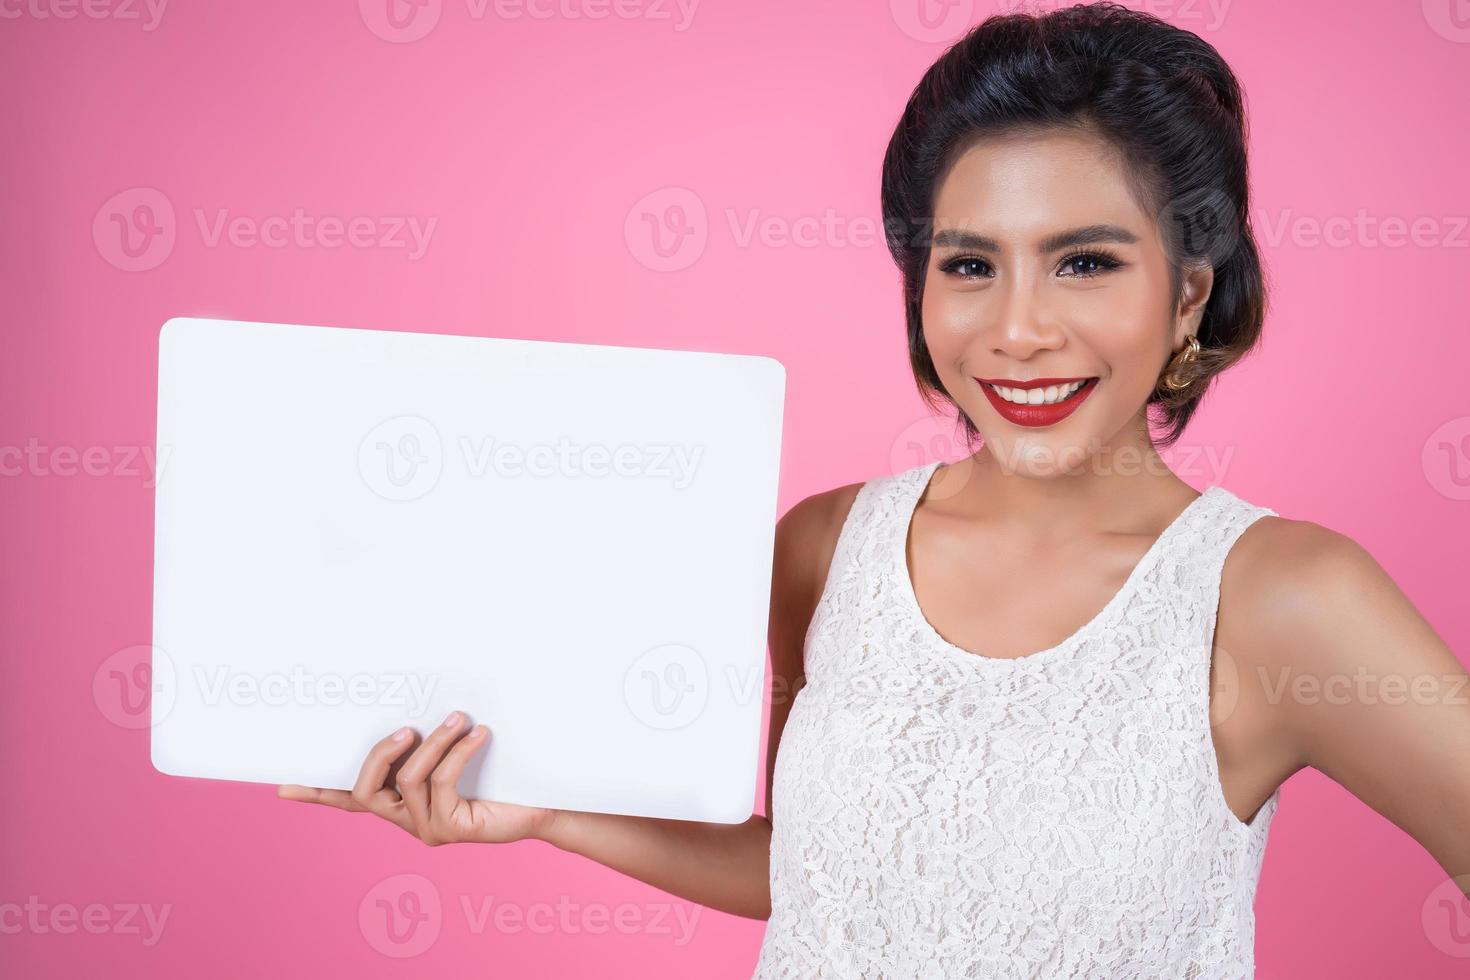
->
<box><xmin>939</xmin><ymin>248</ymin><xmax>1124</xmax><ymax>281</ymax></box>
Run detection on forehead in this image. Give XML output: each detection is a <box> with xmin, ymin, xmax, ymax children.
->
<box><xmin>931</xmin><ymin>128</ymin><xmax>1152</xmax><ymax>241</ymax></box>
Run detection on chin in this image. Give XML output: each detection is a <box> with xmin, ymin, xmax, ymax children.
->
<box><xmin>982</xmin><ymin>432</ymin><xmax>1100</xmax><ymax>478</ymax></box>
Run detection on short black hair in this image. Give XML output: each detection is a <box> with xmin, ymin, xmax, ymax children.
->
<box><xmin>881</xmin><ymin>1</ymin><xmax>1267</xmax><ymax>449</ymax></box>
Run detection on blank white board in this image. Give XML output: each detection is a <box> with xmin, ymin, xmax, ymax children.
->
<box><xmin>150</xmin><ymin>317</ymin><xmax>785</xmax><ymax>823</ymax></box>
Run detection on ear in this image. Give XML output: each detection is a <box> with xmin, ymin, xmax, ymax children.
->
<box><xmin>1174</xmin><ymin>262</ymin><xmax>1214</xmax><ymax>347</ymax></box>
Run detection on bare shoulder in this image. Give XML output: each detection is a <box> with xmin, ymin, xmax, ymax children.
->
<box><xmin>1217</xmin><ymin>511</ymin><xmax>1458</xmax><ymax>684</ymax></box>
<box><xmin>761</xmin><ymin>479</ymin><xmax>867</xmax><ymax>820</ymax></box>
<box><xmin>1219</xmin><ymin>515</ymin><xmax>1380</xmax><ymax>651</ymax></box>
<box><xmin>772</xmin><ymin>480</ymin><xmax>866</xmax><ymax>615</ymax></box>
<box><xmin>768</xmin><ymin>480</ymin><xmax>865</xmax><ymax>672</ymax></box>
<box><xmin>1223</xmin><ymin>515</ymin><xmax>1385</xmax><ymax>625</ymax></box>
<box><xmin>766</xmin><ymin>478</ymin><xmax>866</xmax><ymax>717</ymax></box>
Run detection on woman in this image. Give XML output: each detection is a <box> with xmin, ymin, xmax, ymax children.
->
<box><xmin>279</xmin><ymin>4</ymin><xmax>1470</xmax><ymax>976</ymax></box>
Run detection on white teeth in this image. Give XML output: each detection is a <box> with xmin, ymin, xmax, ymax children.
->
<box><xmin>987</xmin><ymin>379</ymin><xmax>1088</xmax><ymax>405</ymax></box>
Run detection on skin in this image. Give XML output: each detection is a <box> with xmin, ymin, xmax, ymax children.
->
<box><xmin>280</xmin><ymin>125</ymin><xmax>1470</xmax><ymax>916</ymax></box>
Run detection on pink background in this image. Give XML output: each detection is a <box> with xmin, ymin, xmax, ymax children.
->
<box><xmin>4</xmin><ymin>0</ymin><xmax>1470</xmax><ymax>976</ymax></box>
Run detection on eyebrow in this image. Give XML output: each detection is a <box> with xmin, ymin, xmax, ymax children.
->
<box><xmin>929</xmin><ymin>223</ymin><xmax>1140</xmax><ymax>254</ymax></box>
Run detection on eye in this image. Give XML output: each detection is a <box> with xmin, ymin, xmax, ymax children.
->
<box><xmin>938</xmin><ymin>254</ymin><xmax>992</xmax><ymax>280</ymax></box>
<box><xmin>1057</xmin><ymin>249</ymin><xmax>1123</xmax><ymax>279</ymax></box>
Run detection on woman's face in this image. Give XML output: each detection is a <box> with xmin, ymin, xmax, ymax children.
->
<box><xmin>921</xmin><ymin>127</ymin><xmax>1213</xmax><ymax>478</ymax></box>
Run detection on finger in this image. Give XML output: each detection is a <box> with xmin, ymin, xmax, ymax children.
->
<box><xmin>396</xmin><ymin>711</ymin><xmax>471</xmax><ymax>839</ymax></box>
<box><xmin>430</xmin><ymin>724</ymin><xmax>488</xmax><ymax>826</ymax></box>
<box><xmin>277</xmin><ymin>785</ymin><xmax>366</xmax><ymax>811</ymax></box>
<box><xmin>352</xmin><ymin>727</ymin><xmax>418</xmax><ymax>819</ymax></box>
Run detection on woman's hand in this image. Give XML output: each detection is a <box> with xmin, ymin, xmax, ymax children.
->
<box><xmin>276</xmin><ymin>710</ymin><xmax>560</xmax><ymax>846</ymax></box>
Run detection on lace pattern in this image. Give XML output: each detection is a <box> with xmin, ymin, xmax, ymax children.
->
<box><xmin>753</xmin><ymin>459</ymin><xmax>1280</xmax><ymax>979</ymax></box>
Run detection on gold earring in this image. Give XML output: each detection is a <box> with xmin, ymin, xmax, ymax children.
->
<box><xmin>1160</xmin><ymin>334</ymin><xmax>1202</xmax><ymax>392</ymax></box>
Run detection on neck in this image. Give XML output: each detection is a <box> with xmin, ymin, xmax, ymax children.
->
<box><xmin>934</xmin><ymin>431</ymin><xmax>1193</xmax><ymax>539</ymax></box>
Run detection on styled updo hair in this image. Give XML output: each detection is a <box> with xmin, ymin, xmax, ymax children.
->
<box><xmin>880</xmin><ymin>2</ymin><xmax>1267</xmax><ymax>449</ymax></box>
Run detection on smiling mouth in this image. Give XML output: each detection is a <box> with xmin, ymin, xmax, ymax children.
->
<box><xmin>975</xmin><ymin>377</ymin><xmax>1098</xmax><ymax>406</ymax></box>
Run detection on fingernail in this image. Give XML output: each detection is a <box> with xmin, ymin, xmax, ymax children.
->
<box><xmin>392</xmin><ymin>727</ymin><xmax>411</xmax><ymax>742</ymax></box>
<box><xmin>442</xmin><ymin>711</ymin><xmax>461</xmax><ymax>729</ymax></box>
<box><xmin>469</xmin><ymin>725</ymin><xmax>486</xmax><ymax>739</ymax></box>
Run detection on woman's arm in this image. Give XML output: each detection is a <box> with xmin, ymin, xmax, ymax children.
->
<box><xmin>535</xmin><ymin>810</ymin><xmax>772</xmax><ymax>919</ymax></box>
<box><xmin>279</xmin><ymin>484</ymin><xmax>852</xmax><ymax>922</ymax></box>
<box><xmin>1226</xmin><ymin>517</ymin><xmax>1470</xmax><ymax>893</ymax></box>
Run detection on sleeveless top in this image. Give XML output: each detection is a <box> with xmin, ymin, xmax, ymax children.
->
<box><xmin>752</xmin><ymin>458</ymin><xmax>1282</xmax><ymax>980</ymax></box>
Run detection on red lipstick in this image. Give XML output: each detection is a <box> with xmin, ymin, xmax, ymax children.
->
<box><xmin>974</xmin><ymin>376</ymin><xmax>1098</xmax><ymax>428</ymax></box>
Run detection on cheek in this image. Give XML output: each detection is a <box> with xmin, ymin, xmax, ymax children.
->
<box><xmin>919</xmin><ymin>282</ymin><xmax>977</xmax><ymax>365</ymax></box>
<box><xmin>1064</xmin><ymin>286</ymin><xmax>1169</xmax><ymax>378</ymax></box>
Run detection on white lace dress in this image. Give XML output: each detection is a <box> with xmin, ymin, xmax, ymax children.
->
<box><xmin>752</xmin><ymin>459</ymin><xmax>1281</xmax><ymax>979</ymax></box>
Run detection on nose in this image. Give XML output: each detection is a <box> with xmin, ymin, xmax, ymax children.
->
<box><xmin>981</xmin><ymin>273</ymin><xmax>1066</xmax><ymax>361</ymax></box>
